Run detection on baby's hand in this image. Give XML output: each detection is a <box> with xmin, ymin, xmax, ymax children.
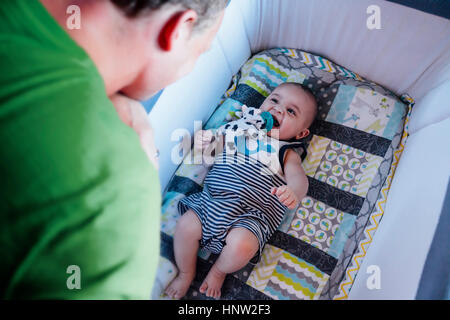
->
<box><xmin>194</xmin><ymin>130</ymin><xmax>214</xmax><ymax>150</ymax></box>
<box><xmin>271</xmin><ymin>185</ymin><xmax>299</xmax><ymax>210</ymax></box>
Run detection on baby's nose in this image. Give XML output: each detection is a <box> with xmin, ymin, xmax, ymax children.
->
<box><xmin>274</xmin><ymin>106</ymin><xmax>284</xmax><ymax>114</ymax></box>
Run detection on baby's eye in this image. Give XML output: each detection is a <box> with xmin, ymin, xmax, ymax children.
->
<box><xmin>271</xmin><ymin>98</ymin><xmax>278</xmax><ymax>103</ymax></box>
<box><xmin>287</xmin><ymin>108</ymin><xmax>296</xmax><ymax>116</ymax></box>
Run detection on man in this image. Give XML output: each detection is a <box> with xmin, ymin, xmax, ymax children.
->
<box><xmin>0</xmin><ymin>0</ymin><xmax>226</xmax><ymax>299</ymax></box>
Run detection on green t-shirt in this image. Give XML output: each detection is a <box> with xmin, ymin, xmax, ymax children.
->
<box><xmin>0</xmin><ymin>0</ymin><xmax>161</xmax><ymax>299</ymax></box>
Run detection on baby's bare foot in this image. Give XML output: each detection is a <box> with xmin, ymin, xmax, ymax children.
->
<box><xmin>164</xmin><ymin>272</ymin><xmax>194</xmax><ymax>299</ymax></box>
<box><xmin>199</xmin><ymin>265</ymin><xmax>226</xmax><ymax>299</ymax></box>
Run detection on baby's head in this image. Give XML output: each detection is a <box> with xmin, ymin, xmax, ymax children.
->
<box><xmin>260</xmin><ymin>82</ymin><xmax>317</xmax><ymax>141</ymax></box>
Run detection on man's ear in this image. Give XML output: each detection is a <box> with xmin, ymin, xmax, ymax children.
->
<box><xmin>296</xmin><ymin>128</ymin><xmax>310</xmax><ymax>140</ymax></box>
<box><xmin>158</xmin><ymin>10</ymin><xmax>198</xmax><ymax>51</ymax></box>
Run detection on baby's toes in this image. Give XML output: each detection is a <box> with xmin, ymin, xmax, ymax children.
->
<box><xmin>206</xmin><ymin>287</ymin><xmax>214</xmax><ymax>298</ymax></box>
<box><xmin>199</xmin><ymin>281</ymin><xmax>208</xmax><ymax>294</ymax></box>
<box><xmin>164</xmin><ymin>287</ymin><xmax>174</xmax><ymax>298</ymax></box>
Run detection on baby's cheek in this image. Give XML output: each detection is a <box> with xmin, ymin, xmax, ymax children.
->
<box><xmin>259</xmin><ymin>103</ymin><xmax>270</xmax><ymax>112</ymax></box>
<box><xmin>286</xmin><ymin>121</ymin><xmax>303</xmax><ymax>138</ymax></box>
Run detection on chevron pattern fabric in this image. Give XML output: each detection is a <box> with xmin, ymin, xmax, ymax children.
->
<box><xmin>264</xmin><ymin>251</ymin><xmax>329</xmax><ymax>300</ymax></box>
<box><xmin>156</xmin><ymin>48</ymin><xmax>413</xmax><ymax>300</ymax></box>
<box><xmin>246</xmin><ymin>245</ymin><xmax>283</xmax><ymax>291</ymax></box>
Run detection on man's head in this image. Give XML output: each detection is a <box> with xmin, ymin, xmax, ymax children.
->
<box><xmin>112</xmin><ymin>0</ymin><xmax>227</xmax><ymax>99</ymax></box>
<box><xmin>260</xmin><ymin>82</ymin><xmax>317</xmax><ymax>141</ymax></box>
<box><xmin>41</xmin><ymin>0</ymin><xmax>227</xmax><ymax>99</ymax></box>
<box><xmin>111</xmin><ymin>0</ymin><xmax>227</xmax><ymax>31</ymax></box>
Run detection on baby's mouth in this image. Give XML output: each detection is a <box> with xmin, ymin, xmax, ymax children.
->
<box><xmin>272</xmin><ymin>116</ymin><xmax>280</xmax><ymax>128</ymax></box>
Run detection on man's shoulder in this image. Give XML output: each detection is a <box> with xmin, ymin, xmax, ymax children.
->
<box><xmin>0</xmin><ymin>62</ymin><xmax>152</xmax><ymax>202</ymax></box>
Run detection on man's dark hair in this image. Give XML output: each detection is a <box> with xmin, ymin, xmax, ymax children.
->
<box><xmin>111</xmin><ymin>0</ymin><xmax>227</xmax><ymax>30</ymax></box>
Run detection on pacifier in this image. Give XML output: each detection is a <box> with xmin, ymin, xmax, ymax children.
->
<box><xmin>260</xmin><ymin>111</ymin><xmax>274</xmax><ymax>132</ymax></box>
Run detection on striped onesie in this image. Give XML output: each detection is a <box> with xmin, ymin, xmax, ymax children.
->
<box><xmin>178</xmin><ymin>132</ymin><xmax>306</xmax><ymax>263</ymax></box>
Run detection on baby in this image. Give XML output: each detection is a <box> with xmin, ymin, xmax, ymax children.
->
<box><xmin>165</xmin><ymin>82</ymin><xmax>317</xmax><ymax>299</ymax></box>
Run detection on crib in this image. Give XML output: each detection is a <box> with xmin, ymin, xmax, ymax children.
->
<box><xmin>147</xmin><ymin>0</ymin><xmax>450</xmax><ymax>299</ymax></box>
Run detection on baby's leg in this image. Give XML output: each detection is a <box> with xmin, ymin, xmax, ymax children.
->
<box><xmin>165</xmin><ymin>210</ymin><xmax>202</xmax><ymax>299</ymax></box>
<box><xmin>200</xmin><ymin>227</ymin><xmax>259</xmax><ymax>299</ymax></box>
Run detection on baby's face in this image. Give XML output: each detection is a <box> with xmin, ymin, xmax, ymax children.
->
<box><xmin>260</xmin><ymin>84</ymin><xmax>316</xmax><ymax>140</ymax></box>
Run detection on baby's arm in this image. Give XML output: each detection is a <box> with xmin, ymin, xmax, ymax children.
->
<box><xmin>271</xmin><ymin>149</ymin><xmax>309</xmax><ymax>209</ymax></box>
<box><xmin>194</xmin><ymin>129</ymin><xmax>227</xmax><ymax>150</ymax></box>
<box><xmin>194</xmin><ymin>129</ymin><xmax>214</xmax><ymax>150</ymax></box>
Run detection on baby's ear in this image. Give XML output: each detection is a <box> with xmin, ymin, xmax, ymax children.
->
<box><xmin>296</xmin><ymin>128</ymin><xmax>310</xmax><ymax>140</ymax></box>
<box><xmin>241</xmin><ymin>105</ymin><xmax>248</xmax><ymax>112</ymax></box>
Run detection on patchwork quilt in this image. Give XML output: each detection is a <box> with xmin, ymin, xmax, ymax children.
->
<box><xmin>152</xmin><ymin>48</ymin><xmax>414</xmax><ymax>300</ymax></box>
